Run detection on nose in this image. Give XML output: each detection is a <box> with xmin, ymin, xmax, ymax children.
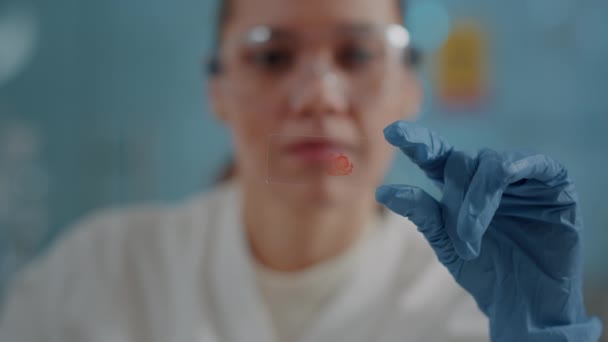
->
<box><xmin>288</xmin><ymin>61</ymin><xmax>349</xmax><ymax>118</ymax></box>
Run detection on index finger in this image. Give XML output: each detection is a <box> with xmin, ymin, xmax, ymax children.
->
<box><xmin>383</xmin><ymin>121</ymin><xmax>453</xmax><ymax>185</ymax></box>
<box><xmin>455</xmin><ymin>150</ymin><xmax>571</xmax><ymax>260</ymax></box>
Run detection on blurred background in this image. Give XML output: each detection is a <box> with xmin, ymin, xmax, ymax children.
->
<box><xmin>0</xmin><ymin>0</ymin><xmax>607</xmax><ymax>337</ymax></box>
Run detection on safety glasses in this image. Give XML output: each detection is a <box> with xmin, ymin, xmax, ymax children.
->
<box><xmin>211</xmin><ymin>24</ymin><xmax>415</xmax><ymax>111</ymax></box>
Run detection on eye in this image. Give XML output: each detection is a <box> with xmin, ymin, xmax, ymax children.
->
<box><xmin>247</xmin><ymin>48</ymin><xmax>294</xmax><ymax>73</ymax></box>
<box><xmin>337</xmin><ymin>44</ymin><xmax>378</xmax><ymax>70</ymax></box>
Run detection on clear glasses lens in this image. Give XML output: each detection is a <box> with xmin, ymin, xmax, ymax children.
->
<box><xmin>219</xmin><ymin>24</ymin><xmax>411</xmax><ymax>110</ymax></box>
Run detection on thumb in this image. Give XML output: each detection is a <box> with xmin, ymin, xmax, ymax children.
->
<box><xmin>376</xmin><ymin>185</ymin><xmax>459</xmax><ymax>267</ymax></box>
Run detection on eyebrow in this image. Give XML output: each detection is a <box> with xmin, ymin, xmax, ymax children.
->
<box><xmin>242</xmin><ymin>23</ymin><xmax>381</xmax><ymax>45</ymax></box>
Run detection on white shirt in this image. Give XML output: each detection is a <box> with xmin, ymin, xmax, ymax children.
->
<box><xmin>0</xmin><ymin>182</ymin><xmax>489</xmax><ymax>342</ymax></box>
<box><xmin>255</xmin><ymin>215</ymin><xmax>378</xmax><ymax>342</ymax></box>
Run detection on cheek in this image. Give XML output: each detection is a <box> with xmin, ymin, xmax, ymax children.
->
<box><xmin>357</xmin><ymin>85</ymin><xmax>416</xmax><ymax>181</ymax></box>
<box><xmin>225</xmin><ymin>107</ymin><xmax>284</xmax><ymax>177</ymax></box>
<box><xmin>381</xmin><ymin>73</ymin><xmax>421</xmax><ymax>122</ymax></box>
<box><xmin>361</xmin><ymin>80</ymin><xmax>419</xmax><ymax>133</ymax></box>
<box><xmin>359</xmin><ymin>94</ymin><xmax>406</xmax><ymax>137</ymax></box>
<box><xmin>369</xmin><ymin>141</ymin><xmax>396</xmax><ymax>181</ymax></box>
<box><xmin>224</xmin><ymin>93</ymin><xmax>286</xmax><ymax>138</ymax></box>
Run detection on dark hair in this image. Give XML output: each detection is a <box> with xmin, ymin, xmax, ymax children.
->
<box><xmin>207</xmin><ymin>0</ymin><xmax>415</xmax><ymax>75</ymax></box>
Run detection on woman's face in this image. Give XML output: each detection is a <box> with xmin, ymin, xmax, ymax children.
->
<box><xmin>210</xmin><ymin>0</ymin><xmax>422</xmax><ymax>205</ymax></box>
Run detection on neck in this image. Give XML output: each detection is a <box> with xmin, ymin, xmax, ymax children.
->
<box><xmin>241</xmin><ymin>180</ymin><xmax>377</xmax><ymax>272</ymax></box>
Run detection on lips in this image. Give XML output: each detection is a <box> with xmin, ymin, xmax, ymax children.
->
<box><xmin>284</xmin><ymin>139</ymin><xmax>350</xmax><ymax>162</ymax></box>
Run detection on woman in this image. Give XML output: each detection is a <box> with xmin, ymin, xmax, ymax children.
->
<box><xmin>0</xmin><ymin>0</ymin><xmax>602</xmax><ymax>341</ymax></box>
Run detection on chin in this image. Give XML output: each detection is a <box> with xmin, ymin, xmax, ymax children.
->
<box><xmin>271</xmin><ymin>178</ymin><xmax>361</xmax><ymax>209</ymax></box>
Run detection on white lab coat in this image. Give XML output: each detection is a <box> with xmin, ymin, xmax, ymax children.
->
<box><xmin>0</xmin><ymin>182</ymin><xmax>489</xmax><ymax>342</ymax></box>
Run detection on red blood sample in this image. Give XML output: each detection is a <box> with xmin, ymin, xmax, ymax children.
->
<box><xmin>326</xmin><ymin>153</ymin><xmax>354</xmax><ymax>176</ymax></box>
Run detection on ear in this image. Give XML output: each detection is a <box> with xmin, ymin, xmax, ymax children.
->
<box><xmin>207</xmin><ymin>77</ymin><xmax>229</xmax><ymax>123</ymax></box>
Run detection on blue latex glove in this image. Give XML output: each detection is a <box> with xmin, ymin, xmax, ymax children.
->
<box><xmin>376</xmin><ymin>121</ymin><xmax>603</xmax><ymax>342</ymax></box>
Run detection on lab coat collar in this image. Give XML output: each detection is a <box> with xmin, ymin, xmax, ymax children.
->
<box><xmin>300</xmin><ymin>212</ymin><xmax>408</xmax><ymax>342</ymax></box>
<box><xmin>208</xmin><ymin>183</ymin><xmax>409</xmax><ymax>342</ymax></box>
<box><xmin>208</xmin><ymin>183</ymin><xmax>278</xmax><ymax>342</ymax></box>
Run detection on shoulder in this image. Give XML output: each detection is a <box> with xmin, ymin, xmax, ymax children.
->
<box><xmin>0</xmin><ymin>183</ymin><xmax>237</xmax><ymax>340</ymax></box>
<box><xmin>3</xmin><ymin>182</ymin><xmax>237</xmax><ymax>306</ymax></box>
<box><xmin>60</xmin><ymin>181</ymin><xmax>234</xmax><ymax>254</ymax></box>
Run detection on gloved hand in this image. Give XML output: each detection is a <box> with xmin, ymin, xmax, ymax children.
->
<box><xmin>375</xmin><ymin>121</ymin><xmax>603</xmax><ymax>342</ymax></box>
